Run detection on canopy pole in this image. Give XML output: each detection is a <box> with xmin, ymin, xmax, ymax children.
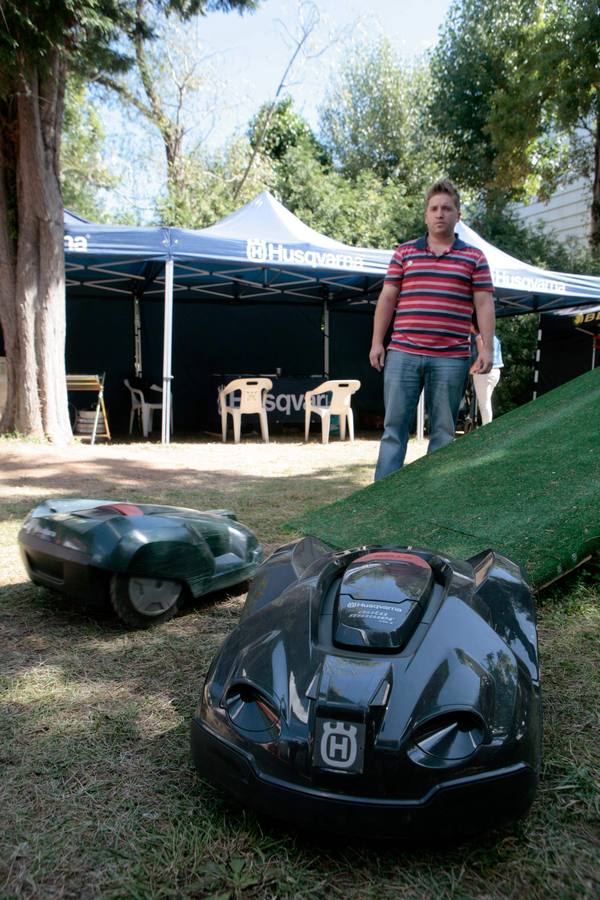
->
<box><xmin>134</xmin><ymin>296</ymin><xmax>142</xmax><ymax>376</ymax></box>
<box><xmin>532</xmin><ymin>322</ymin><xmax>542</xmax><ymax>400</ymax></box>
<box><xmin>323</xmin><ymin>300</ymin><xmax>329</xmax><ymax>379</ymax></box>
<box><xmin>161</xmin><ymin>258</ymin><xmax>174</xmax><ymax>445</ymax></box>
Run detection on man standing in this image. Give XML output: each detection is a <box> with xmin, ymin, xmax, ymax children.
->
<box><xmin>370</xmin><ymin>179</ymin><xmax>495</xmax><ymax>480</ymax></box>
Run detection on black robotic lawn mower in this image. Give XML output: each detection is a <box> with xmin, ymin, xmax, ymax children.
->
<box><xmin>191</xmin><ymin>537</ymin><xmax>541</xmax><ymax>838</ymax></box>
<box><xmin>19</xmin><ymin>499</ymin><xmax>262</xmax><ymax>628</ymax></box>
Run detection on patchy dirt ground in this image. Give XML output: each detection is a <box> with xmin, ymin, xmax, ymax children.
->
<box><xmin>0</xmin><ymin>432</ymin><xmax>426</xmax><ymax>482</ymax></box>
<box><xmin>0</xmin><ymin>434</ymin><xmax>427</xmax><ymax>510</ymax></box>
<box><xmin>0</xmin><ymin>434</ymin><xmax>427</xmax><ymax>579</ymax></box>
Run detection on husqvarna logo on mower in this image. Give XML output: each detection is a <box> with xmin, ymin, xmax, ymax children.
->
<box><xmin>314</xmin><ymin>718</ymin><xmax>366</xmax><ymax>773</ymax></box>
<box><xmin>321</xmin><ymin>721</ymin><xmax>357</xmax><ymax>768</ymax></box>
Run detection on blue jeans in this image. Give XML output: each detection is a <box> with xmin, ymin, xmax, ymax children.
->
<box><xmin>374</xmin><ymin>350</ymin><xmax>469</xmax><ymax>481</ymax></box>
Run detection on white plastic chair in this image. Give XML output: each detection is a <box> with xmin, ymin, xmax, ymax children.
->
<box><xmin>124</xmin><ymin>379</ymin><xmax>172</xmax><ymax>438</ymax></box>
<box><xmin>304</xmin><ymin>379</ymin><xmax>361</xmax><ymax>444</ymax></box>
<box><xmin>219</xmin><ymin>377</ymin><xmax>272</xmax><ymax>443</ymax></box>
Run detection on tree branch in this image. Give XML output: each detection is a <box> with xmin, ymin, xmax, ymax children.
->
<box><xmin>134</xmin><ymin>0</ymin><xmax>173</xmax><ymax>139</ymax></box>
<box><xmin>233</xmin><ymin>2</ymin><xmax>321</xmax><ymax>200</ymax></box>
<box><xmin>95</xmin><ymin>74</ymin><xmax>156</xmax><ymax>122</ymax></box>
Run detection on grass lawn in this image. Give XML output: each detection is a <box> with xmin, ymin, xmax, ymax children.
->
<box><xmin>292</xmin><ymin>368</ymin><xmax>600</xmax><ymax>590</ymax></box>
<box><xmin>1</xmin><ymin>435</ymin><xmax>598</xmax><ymax>899</ymax></box>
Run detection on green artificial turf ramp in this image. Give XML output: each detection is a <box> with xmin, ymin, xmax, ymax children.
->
<box><xmin>290</xmin><ymin>367</ymin><xmax>600</xmax><ymax>589</ymax></box>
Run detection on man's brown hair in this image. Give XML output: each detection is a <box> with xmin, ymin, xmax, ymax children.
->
<box><xmin>425</xmin><ymin>179</ymin><xmax>460</xmax><ymax>211</ymax></box>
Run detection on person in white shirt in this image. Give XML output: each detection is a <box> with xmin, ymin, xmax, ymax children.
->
<box><xmin>472</xmin><ymin>333</ymin><xmax>504</xmax><ymax>425</ymax></box>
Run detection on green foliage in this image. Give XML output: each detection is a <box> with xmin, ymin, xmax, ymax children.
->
<box><xmin>486</xmin><ymin>0</ymin><xmax>599</xmax><ymax>203</ymax></box>
<box><xmin>430</xmin><ymin>0</ymin><xmax>541</xmax><ymax>198</ymax></box>
<box><xmin>494</xmin><ymin>314</ymin><xmax>538</xmax><ymax>416</ymax></box>
<box><xmin>563</xmin><ymin>244</ymin><xmax>600</xmax><ymax>277</ymax></box>
<box><xmin>291</xmin><ymin>38</ymin><xmax>448</xmax><ymax>248</ymax></box>
<box><xmin>61</xmin><ymin>79</ymin><xmax>119</xmax><ymax>221</ymax></box>
<box><xmin>468</xmin><ymin>206</ymin><xmax>582</xmax><ymax>417</ymax></box>
<box><xmin>274</xmin><ymin>143</ymin><xmax>421</xmax><ymax>248</ymax></box>
<box><xmin>0</xmin><ymin>1</ymin><xmax>259</xmax><ymax>104</ymax></box>
<box><xmin>0</xmin><ymin>0</ymin><xmax>265</xmax><ymax>231</ymax></box>
<box><xmin>470</xmin><ymin>203</ymin><xmax>575</xmax><ymax>270</ymax></box>
<box><xmin>430</xmin><ymin>0</ymin><xmax>599</xmax><ymax>220</ymax></box>
<box><xmin>0</xmin><ymin>1</ymin><xmax>136</xmax><ymax>94</ymax></box>
<box><xmin>156</xmin><ymin>137</ymin><xmax>275</xmax><ymax>227</ymax></box>
<box><xmin>319</xmin><ymin>38</ymin><xmax>439</xmax><ymax>188</ymax></box>
<box><xmin>238</xmin><ymin>66</ymin><xmax>438</xmax><ymax>249</ymax></box>
<box><xmin>248</xmin><ymin>96</ymin><xmax>329</xmax><ymax>164</ymax></box>
<box><xmin>162</xmin><ymin>0</ymin><xmax>258</xmax><ymax>13</ymax></box>
<box><xmin>466</xmin><ymin>205</ymin><xmax>600</xmax><ymax>418</ymax></box>
<box><xmin>158</xmin><ymin>92</ymin><xmax>426</xmax><ymax>247</ymax></box>
<box><xmin>92</xmin><ymin>0</ymin><xmax>260</xmax><ymax>216</ymax></box>
<box><xmin>470</xmin><ymin>199</ymin><xmax>600</xmax><ymax>281</ymax></box>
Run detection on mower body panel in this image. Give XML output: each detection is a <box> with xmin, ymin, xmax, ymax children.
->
<box><xmin>191</xmin><ymin>537</ymin><xmax>541</xmax><ymax>838</ymax></box>
<box><xmin>19</xmin><ymin>499</ymin><xmax>262</xmax><ymax>602</ymax></box>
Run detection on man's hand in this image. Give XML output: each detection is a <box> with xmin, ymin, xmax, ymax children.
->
<box><xmin>370</xmin><ymin>342</ymin><xmax>386</xmax><ymax>372</ymax></box>
<box><xmin>469</xmin><ymin>346</ymin><xmax>493</xmax><ymax>375</ymax></box>
<box><xmin>369</xmin><ymin>284</ymin><xmax>399</xmax><ymax>372</ymax></box>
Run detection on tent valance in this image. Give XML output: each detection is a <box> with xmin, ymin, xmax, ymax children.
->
<box><xmin>65</xmin><ymin>191</ymin><xmax>600</xmax><ymax>314</ymax></box>
<box><xmin>456</xmin><ymin>221</ymin><xmax>600</xmax><ymax>314</ymax></box>
<box><xmin>64</xmin><ymin>193</ymin><xmax>389</xmax><ymax>306</ymax></box>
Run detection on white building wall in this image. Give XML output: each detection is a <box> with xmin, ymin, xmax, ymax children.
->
<box><xmin>512</xmin><ymin>176</ymin><xmax>591</xmax><ymax>246</ymax></box>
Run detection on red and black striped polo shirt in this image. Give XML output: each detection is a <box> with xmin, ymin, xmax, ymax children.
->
<box><xmin>384</xmin><ymin>235</ymin><xmax>494</xmax><ymax>358</ymax></box>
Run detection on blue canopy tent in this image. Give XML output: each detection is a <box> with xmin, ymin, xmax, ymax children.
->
<box><xmin>164</xmin><ymin>194</ymin><xmax>393</xmax><ymax>436</ymax></box>
<box><xmin>63</xmin><ymin>193</ymin><xmax>600</xmax><ymax>443</ymax></box>
<box><xmin>64</xmin><ymin>213</ymin><xmax>173</xmax><ymax>439</ymax></box>
<box><xmin>64</xmin><ymin>194</ymin><xmax>391</xmax><ymax>440</ymax></box>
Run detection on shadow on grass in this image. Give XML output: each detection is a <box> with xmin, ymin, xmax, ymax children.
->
<box><xmin>0</xmin><ymin>449</ymin><xmax>374</xmax><ymax>531</ymax></box>
<box><xmin>1</xmin><ymin>435</ymin><xmax>599</xmax><ymax>897</ymax></box>
<box><xmin>2</xmin><ymin>569</ymin><xmax>599</xmax><ymax>897</ymax></box>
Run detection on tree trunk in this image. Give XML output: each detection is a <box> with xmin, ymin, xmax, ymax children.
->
<box><xmin>0</xmin><ymin>101</ymin><xmax>18</xmax><ymax>432</ymax></box>
<box><xmin>0</xmin><ymin>52</ymin><xmax>72</xmax><ymax>442</ymax></box>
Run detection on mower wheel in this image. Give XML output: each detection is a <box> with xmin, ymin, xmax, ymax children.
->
<box><xmin>109</xmin><ymin>573</ymin><xmax>183</xmax><ymax>628</ymax></box>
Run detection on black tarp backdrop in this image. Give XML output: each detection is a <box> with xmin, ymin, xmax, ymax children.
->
<box><xmin>66</xmin><ymin>297</ymin><xmax>134</xmax><ymax>431</ymax></box>
<box><xmin>65</xmin><ymin>297</ymin><xmax>383</xmax><ymax>435</ymax></box>
<box><xmin>54</xmin><ymin>295</ymin><xmax>600</xmax><ymax>435</ymax></box>
<box><xmin>136</xmin><ymin>299</ymin><xmax>328</xmax><ymax>432</ymax></box>
<box><xmin>64</xmin><ymin>300</ymin><xmax>600</xmax><ymax>433</ymax></box>
<box><xmin>66</xmin><ymin>299</ymin><xmax>332</xmax><ymax>433</ymax></box>
<box><xmin>537</xmin><ymin>309</ymin><xmax>600</xmax><ymax>396</ymax></box>
<box><xmin>329</xmin><ymin>307</ymin><xmax>384</xmax><ymax>426</ymax></box>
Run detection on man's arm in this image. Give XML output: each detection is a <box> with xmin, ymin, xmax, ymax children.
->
<box><xmin>369</xmin><ymin>284</ymin><xmax>399</xmax><ymax>371</ymax></box>
<box><xmin>470</xmin><ymin>291</ymin><xmax>495</xmax><ymax>374</ymax></box>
